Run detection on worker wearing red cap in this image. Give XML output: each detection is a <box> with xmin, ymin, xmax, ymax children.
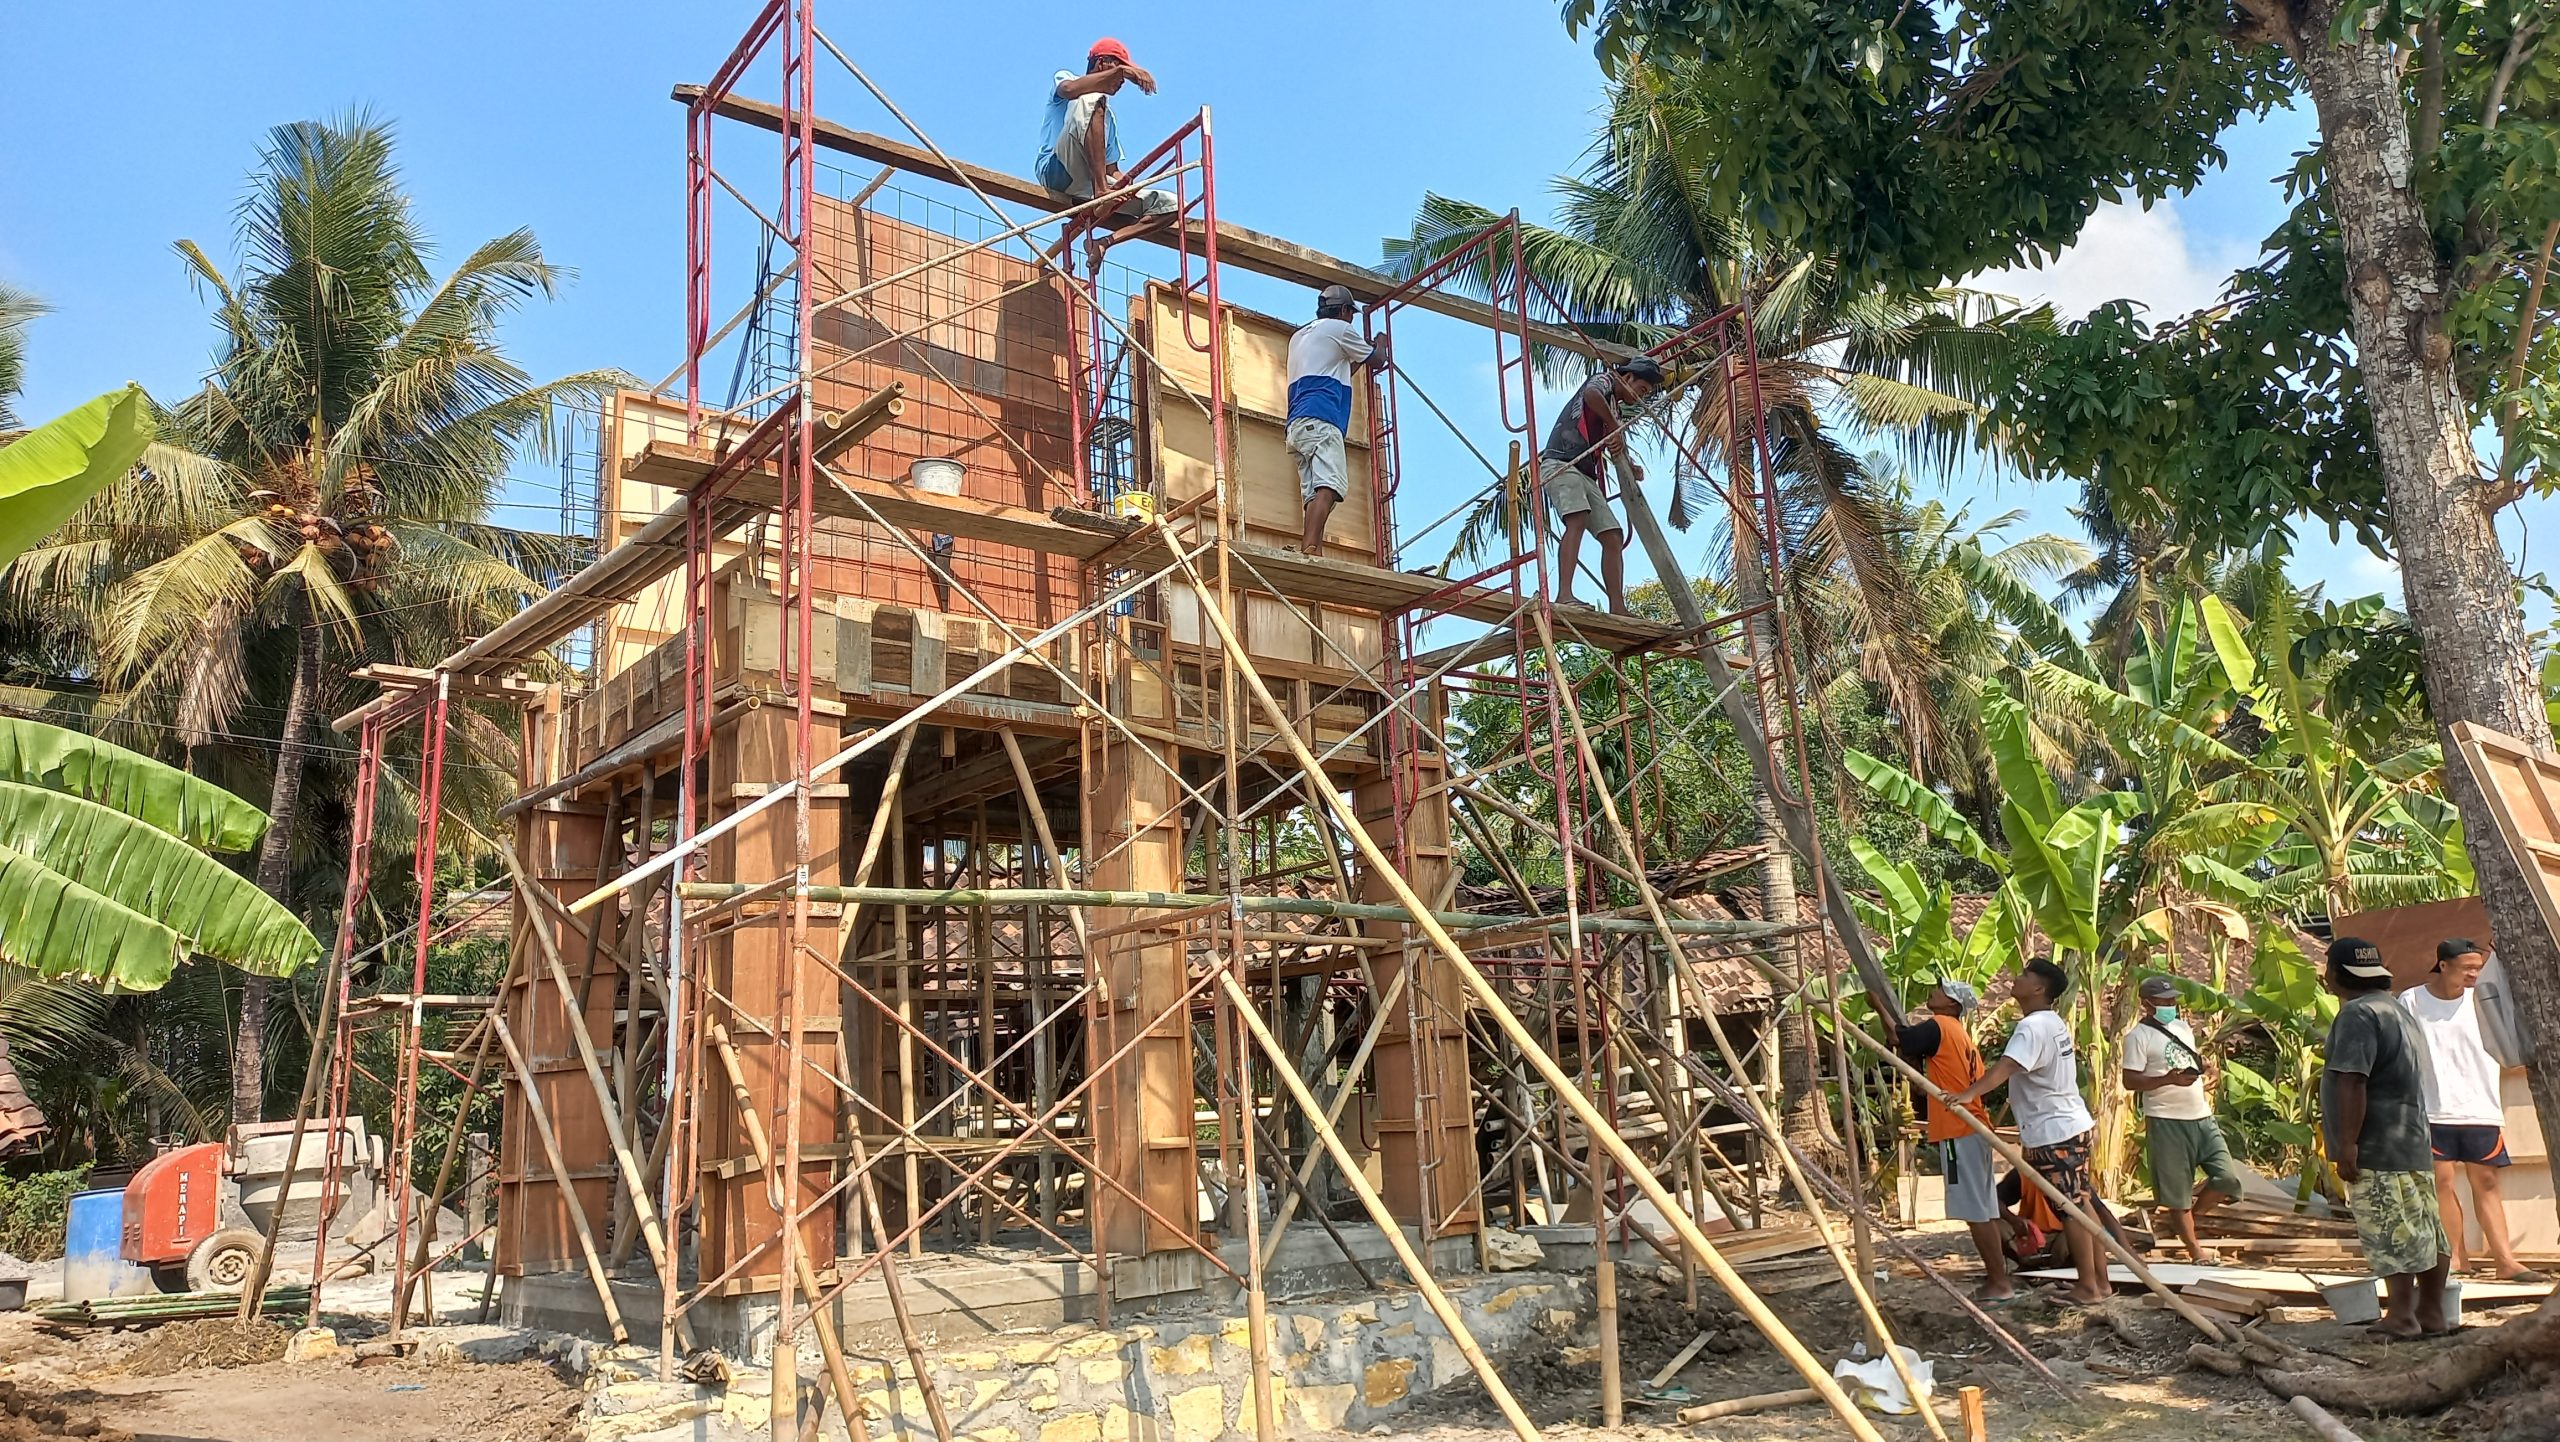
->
<box><xmin>1036</xmin><ymin>37</ymin><xmax>1178</xmax><ymax>249</ymax></box>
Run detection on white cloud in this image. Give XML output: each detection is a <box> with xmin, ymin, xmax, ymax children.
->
<box><xmin>1971</xmin><ymin>202</ymin><xmax>2256</xmax><ymax>323</ymax></box>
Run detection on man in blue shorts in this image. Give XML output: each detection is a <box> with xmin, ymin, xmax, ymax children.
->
<box><xmin>2400</xmin><ymin>939</ymin><xmax>2553</xmax><ymax>1285</ymax></box>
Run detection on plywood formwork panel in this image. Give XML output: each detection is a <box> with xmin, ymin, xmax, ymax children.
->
<box><xmin>599</xmin><ymin>391</ymin><xmax>749</xmax><ymax>681</ymax></box>
<box><xmin>1354</xmin><ymin>694</ymin><xmax>1481</xmax><ymax>1235</ymax></box>
<box><xmin>1143</xmin><ymin>285</ymin><xmax>1389</xmax><ymax>688</ymax></box>
<box><xmin>1086</xmin><ymin>629</ymin><xmax>1199</xmax><ymax>1259</ymax></box>
<box><xmin>697</xmin><ymin>704</ymin><xmax>847</xmax><ymax>1290</ymax></box>
<box><xmin>497</xmin><ymin>798</ymin><xmax>620</xmax><ymax>1276</ymax></box>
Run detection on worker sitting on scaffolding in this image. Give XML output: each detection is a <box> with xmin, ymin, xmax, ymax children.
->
<box><xmin>1036</xmin><ymin>38</ymin><xmax>1180</xmax><ymax>265</ymax></box>
<box><xmin>1538</xmin><ymin>355</ymin><xmax>1663</xmax><ymax>613</ymax></box>
<box><xmin>1287</xmin><ymin>284</ymin><xmax>1391</xmax><ymax>553</ymax></box>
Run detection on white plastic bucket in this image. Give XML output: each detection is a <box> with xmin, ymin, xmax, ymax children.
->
<box><xmin>909</xmin><ymin>458</ymin><xmax>964</xmax><ymax>495</ymax></box>
<box><xmin>2320</xmin><ymin>1277</ymin><xmax>2381</xmax><ymax>1324</ymax></box>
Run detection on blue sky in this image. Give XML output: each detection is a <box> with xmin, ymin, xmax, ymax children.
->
<box><xmin>1</xmin><ymin>1</ymin><xmax>2519</xmax><ymax>618</ymax></box>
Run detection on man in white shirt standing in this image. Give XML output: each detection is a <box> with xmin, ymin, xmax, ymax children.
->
<box><xmin>1952</xmin><ymin>957</ymin><xmax>2109</xmax><ymax>1305</ymax></box>
<box><xmin>2400</xmin><ymin>938</ymin><xmax>2554</xmax><ymax>1284</ymax></box>
<box><xmin>2121</xmin><ymin>974</ymin><xmax>2245</xmax><ymax>1263</ymax></box>
<box><xmin>1285</xmin><ymin>285</ymin><xmax>1390</xmax><ymax>553</ymax></box>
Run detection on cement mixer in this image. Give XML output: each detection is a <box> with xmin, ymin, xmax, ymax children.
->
<box><xmin>118</xmin><ymin>1118</ymin><xmax>462</xmax><ymax>1293</ymax></box>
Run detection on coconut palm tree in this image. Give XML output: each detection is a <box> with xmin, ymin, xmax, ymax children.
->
<box><xmin>0</xmin><ymin>286</ymin><xmax>46</xmax><ymax>432</ymax></box>
<box><xmin>1797</xmin><ymin>483</ymin><xmax>2094</xmax><ymax>809</ymax></box>
<box><xmin>1387</xmin><ymin>59</ymin><xmax>2038</xmax><ymax>1153</ymax></box>
<box><xmin>9</xmin><ymin>114</ymin><xmax>622</xmax><ymax>1123</ymax></box>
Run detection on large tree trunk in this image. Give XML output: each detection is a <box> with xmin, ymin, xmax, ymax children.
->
<box><xmin>2290</xmin><ymin>4</ymin><xmax>2560</xmax><ymax>1167</ymax></box>
<box><xmin>233</xmin><ymin>602</ymin><xmax>321</xmax><ymax>1125</ymax></box>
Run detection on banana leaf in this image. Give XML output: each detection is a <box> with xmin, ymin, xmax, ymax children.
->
<box><xmin>0</xmin><ymin>717</ymin><xmax>267</xmax><ymax>853</ymax></box>
<box><xmin>0</xmin><ymin>840</ymin><xmax>186</xmax><ymax>989</ymax></box>
<box><xmin>0</xmin><ymin>781</ymin><xmax>317</xmax><ymax>978</ymax></box>
<box><xmin>0</xmin><ymin>386</ymin><xmax>153</xmax><ymax>570</ymax></box>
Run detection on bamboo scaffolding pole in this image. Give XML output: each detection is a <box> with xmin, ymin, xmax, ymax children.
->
<box><xmin>1217</xmin><ymin>963</ymin><xmax>1543</xmax><ymax>1442</ymax></box>
<box><xmin>1255</xmin><ymin>965</ymin><xmax>1408</xmax><ymax>1269</ymax></box>
<box><xmin>843</xmin><ymin>1124</ymin><xmax>956</xmax><ymax>1442</ymax></box>
<box><xmin>1531</xmin><ymin>607</ymin><xmax>1949</xmax><ymax>1442</ymax></box>
<box><xmin>1160</xmin><ymin>537</ymin><xmax>1888</xmax><ymax>1442</ymax></box>
<box><xmin>996</xmin><ymin>729</ymin><xmax>1073</xmax><ymax>1232</ymax></box>
<box><xmin>1615</xmin><ymin>1007</ymin><xmax>2072</xmax><ymax>1397</ymax></box>
<box><xmin>708</xmin><ymin>1023</ymin><xmax>877</xmax><ymax>1442</ymax></box>
<box><xmin>673</xmin><ymin>882</ymin><xmax>1782</xmax><ymax>937</ymax></box>
<box><xmin>489</xmin><ymin>1012</ymin><xmax>629</xmax><ymax>1343</ymax></box>
<box><xmin>394</xmin><ymin>1019</ymin><xmax>498</xmax><ymax>1330</ymax></box>
<box><xmin>1836</xmin><ymin>1004</ymin><xmax>2236</xmax><ymax>1342</ymax></box>
<box><xmin>1665</xmin><ymin>897</ymin><xmax>2238</xmax><ymax>1341</ymax></box>
<box><xmin>237</xmin><ymin>941</ymin><xmax>349</xmax><ymax>1323</ymax></box>
<box><xmin>496</xmin><ymin>852</ymin><xmax>691</xmax><ymax>1353</ymax></box>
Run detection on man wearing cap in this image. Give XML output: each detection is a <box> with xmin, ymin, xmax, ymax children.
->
<box><xmin>1035</xmin><ymin>40</ymin><xmax>1179</xmax><ymax>255</ymax></box>
<box><xmin>2400</xmin><ymin>939</ymin><xmax>2554</xmax><ymax>1285</ymax></box>
<box><xmin>2322</xmin><ymin>936</ymin><xmax>2455</xmax><ymax>1336</ymax></box>
<box><xmin>1287</xmin><ymin>286</ymin><xmax>1391</xmax><ymax>553</ymax></box>
<box><xmin>1896</xmin><ymin>979</ymin><xmax>2012</xmax><ymax>1300</ymax></box>
<box><xmin>1537</xmin><ymin>357</ymin><xmax>1663</xmax><ymax>613</ymax></box>
<box><xmin>2121</xmin><ymin>974</ymin><xmax>2244</xmax><ymax>1263</ymax></box>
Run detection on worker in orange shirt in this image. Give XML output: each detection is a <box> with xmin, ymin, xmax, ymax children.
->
<box><xmin>1897</xmin><ymin>979</ymin><xmax>2011</xmax><ymax>1301</ymax></box>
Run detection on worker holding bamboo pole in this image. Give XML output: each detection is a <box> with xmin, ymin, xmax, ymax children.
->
<box><xmin>1895</xmin><ymin>979</ymin><xmax>2012</xmax><ymax>1302</ymax></box>
<box><xmin>1948</xmin><ymin>958</ymin><xmax>2110</xmax><ymax>1306</ymax></box>
<box><xmin>1537</xmin><ymin>356</ymin><xmax>1661</xmax><ymax>614</ymax></box>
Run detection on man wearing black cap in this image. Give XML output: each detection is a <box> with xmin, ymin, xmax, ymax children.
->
<box><xmin>2322</xmin><ymin>936</ymin><xmax>2455</xmax><ymax>1335</ymax></box>
<box><xmin>1536</xmin><ymin>357</ymin><xmax>1663</xmax><ymax>613</ymax></box>
<box><xmin>1286</xmin><ymin>286</ymin><xmax>1390</xmax><ymax>553</ymax></box>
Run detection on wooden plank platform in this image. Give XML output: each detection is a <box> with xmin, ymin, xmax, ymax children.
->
<box><xmin>624</xmin><ymin>439</ymin><xmax>1684</xmax><ymax>654</ymax></box>
<box><xmin>674</xmin><ymin>87</ymin><xmax>1631</xmax><ymax>364</ymax></box>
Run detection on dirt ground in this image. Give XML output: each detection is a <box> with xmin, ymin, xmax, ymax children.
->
<box><xmin>0</xmin><ymin>1310</ymin><xmax>582</xmax><ymax>1442</ymax></box>
<box><xmin>1370</xmin><ymin>1224</ymin><xmax>2558</xmax><ymax>1442</ymax></box>
<box><xmin>0</xmin><ymin>1224</ymin><xmax>2549</xmax><ymax>1441</ymax></box>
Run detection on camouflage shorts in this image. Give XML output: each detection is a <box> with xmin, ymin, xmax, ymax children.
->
<box><xmin>2350</xmin><ymin>1169</ymin><xmax>2449</xmax><ymax>1278</ymax></box>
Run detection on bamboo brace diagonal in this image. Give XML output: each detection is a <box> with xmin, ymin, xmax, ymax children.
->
<box><xmin>1159</xmin><ymin>525</ymin><xmax>1891</xmax><ymax>1442</ymax></box>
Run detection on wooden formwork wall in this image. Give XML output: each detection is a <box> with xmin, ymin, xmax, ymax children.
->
<box><xmin>495</xmin><ymin>698</ymin><xmax>620</xmax><ymax>1277</ymax></box>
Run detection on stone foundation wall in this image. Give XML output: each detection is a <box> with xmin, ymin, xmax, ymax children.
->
<box><xmin>590</xmin><ymin>1272</ymin><xmax>1591</xmax><ymax>1442</ymax></box>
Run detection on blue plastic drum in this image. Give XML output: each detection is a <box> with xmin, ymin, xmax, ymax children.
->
<box><xmin>61</xmin><ymin>1187</ymin><xmax>153</xmax><ymax>1302</ymax></box>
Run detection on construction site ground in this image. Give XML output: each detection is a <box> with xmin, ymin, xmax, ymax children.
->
<box><xmin>0</xmin><ymin>1222</ymin><xmax>2551</xmax><ymax>1442</ymax></box>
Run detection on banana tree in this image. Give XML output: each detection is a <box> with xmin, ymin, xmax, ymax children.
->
<box><xmin>1841</xmin><ymin>833</ymin><xmax>2027</xmax><ymax>1003</ymax></box>
<box><xmin>2039</xmin><ymin>591</ymin><xmax>2463</xmax><ymax>924</ymax></box>
<box><xmin>1845</xmin><ymin>682</ymin><xmax>2145</xmax><ymax>1167</ymax></box>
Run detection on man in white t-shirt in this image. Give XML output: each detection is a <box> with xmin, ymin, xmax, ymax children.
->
<box><xmin>2400</xmin><ymin>939</ymin><xmax>2554</xmax><ymax>1284</ymax></box>
<box><xmin>1285</xmin><ymin>286</ymin><xmax>1390</xmax><ymax>553</ymax></box>
<box><xmin>1952</xmin><ymin>957</ymin><xmax>2109</xmax><ymax>1305</ymax></box>
<box><xmin>2121</xmin><ymin>975</ymin><xmax>2245</xmax><ymax>1262</ymax></box>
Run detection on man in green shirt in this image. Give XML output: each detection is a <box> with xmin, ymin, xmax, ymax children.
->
<box><xmin>2320</xmin><ymin>937</ymin><xmax>2453</xmax><ymax>1336</ymax></box>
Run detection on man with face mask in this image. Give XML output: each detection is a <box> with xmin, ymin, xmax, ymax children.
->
<box><xmin>2121</xmin><ymin>974</ymin><xmax>2244</xmax><ymax>1263</ymax></box>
